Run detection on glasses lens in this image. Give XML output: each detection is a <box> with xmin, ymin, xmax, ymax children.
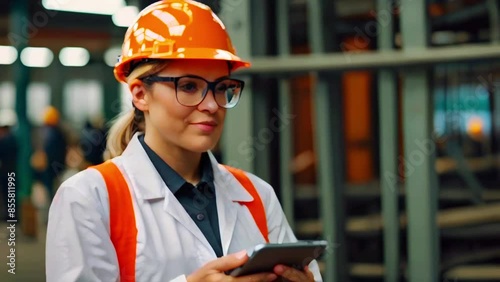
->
<box><xmin>176</xmin><ymin>77</ymin><xmax>207</xmax><ymax>106</ymax></box>
<box><xmin>214</xmin><ymin>79</ymin><xmax>243</xmax><ymax>108</ymax></box>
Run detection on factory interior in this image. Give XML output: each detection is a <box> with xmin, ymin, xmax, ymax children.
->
<box><xmin>0</xmin><ymin>0</ymin><xmax>500</xmax><ymax>281</ymax></box>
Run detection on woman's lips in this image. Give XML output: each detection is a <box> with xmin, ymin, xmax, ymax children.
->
<box><xmin>192</xmin><ymin>122</ymin><xmax>217</xmax><ymax>133</ymax></box>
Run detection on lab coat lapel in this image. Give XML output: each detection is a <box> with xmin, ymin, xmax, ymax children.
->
<box><xmin>162</xmin><ymin>191</ymin><xmax>214</xmax><ymax>253</ymax></box>
<box><xmin>209</xmin><ymin>153</ymin><xmax>253</xmax><ymax>255</ymax></box>
<box><xmin>119</xmin><ymin>133</ymin><xmax>164</xmax><ymax>200</ymax></box>
<box><xmin>215</xmin><ymin>183</ymin><xmax>238</xmax><ymax>255</ymax></box>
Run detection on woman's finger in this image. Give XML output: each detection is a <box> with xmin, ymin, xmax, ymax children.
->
<box><xmin>236</xmin><ymin>272</ymin><xmax>277</xmax><ymax>282</ymax></box>
<box><xmin>205</xmin><ymin>250</ymin><xmax>248</xmax><ymax>272</ymax></box>
<box><xmin>303</xmin><ymin>266</ymin><xmax>315</xmax><ymax>280</ymax></box>
<box><xmin>273</xmin><ymin>265</ymin><xmax>312</xmax><ymax>282</ymax></box>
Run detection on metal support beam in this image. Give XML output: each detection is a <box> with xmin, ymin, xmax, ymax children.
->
<box><xmin>400</xmin><ymin>0</ymin><xmax>439</xmax><ymax>281</ymax></box>
<box><xmin>49</xmin><ymin>60</ymin><xmax>65</xmax><ymax>112</ymax></box>
<box><xmin>276</xmin><ymin>0</ymin><xmax>294</xmax><ymax>230</ymax></box>
<box><xmin>308</xmin><ymin>1</ymin><xmax>347</xmax><ymax>281</ymax></box>
<box><xmin>401</xmin><ymin>0</ymin><xmax>428</xmax><ymax>49</ymax></box>
<box><xmin>494</xmin><ymin>85</ymin><xmax>500</xmax><ymax>178</ymax></box>
<box><xmin>312</xmin><ymin>74</ymin><xmax>347</xmax><ymax>282</ymax></box>
<box><xmin>238</xmin><ymin>44</ymin><xmax>500</xmax><ymax>75</ymax></box>
<box><xmin>377</xmin><ymin>0</ymin><xmax>399</xmax><ymax>281</ymax></box>
<box><xmin>102</xmin><ymin>64</ymin><xmax>120</xmax><ymax>123</ymax></box>
<box><xmin>250</xmin><ymin>0</ymin><xmax>271</xmax><ymax>182</ymax></box>
<box><xmin>487</xmin><ymin>0</ymin><xmax>500</xmax><ymax>43</ymax></box>
<box><xmin>220</xmin><ymin>0</ymin><xmax>254</xmax><ymax>172</ymax></box>
<box><xmin>10</xmin><ymin>0</ymin><xmax>33</xmax><ymax>205</ymax></box>
<box><xmin>379</xmin><ymin>70</ymin><xmax>399</xmax><ymax>282</ymax></box>
<box><xmin>402</xmin><ymin>69</ymin><xmax>440</xmax><ymax>282</ymax></box>
<box><xmin>107</xmin><ymin>21</ymin><xmax>127</xmax><ymax>122</ymax></box>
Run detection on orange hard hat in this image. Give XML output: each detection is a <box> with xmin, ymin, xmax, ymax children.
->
<box><xmin>114</xmin><ymin>0</ymin><xmax>251</xmax><ymax>83</ymax></box>
<box><xmin>43</xmin><ymin>106</ymin><xmax>60</xmax><ymax>126</ymax></box>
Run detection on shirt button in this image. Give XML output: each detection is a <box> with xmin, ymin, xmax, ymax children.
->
<box><xmin>196</xmin><ymin>213</ymin><xmax>205</xmax><ymax>221</ymax></box>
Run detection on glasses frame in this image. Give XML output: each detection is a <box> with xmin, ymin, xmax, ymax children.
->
<box><xmin>140</xmin><ymin>75</ymin><xmax>245</xmax><ymax>109</ymax></box>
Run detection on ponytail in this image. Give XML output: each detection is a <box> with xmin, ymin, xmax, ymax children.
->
<box><xmin>104</xmin><ymin>107</ymin><xmax>145</xmax><ymax>160</ymax></box>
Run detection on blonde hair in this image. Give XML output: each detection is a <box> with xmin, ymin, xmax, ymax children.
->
<box><xmin>104</xmin><ymin>60</ymin><xmax>169</xmax><ymax>159</ymax></box>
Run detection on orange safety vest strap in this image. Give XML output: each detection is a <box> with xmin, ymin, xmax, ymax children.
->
<box><xmin>91</xmin><ymin>161</ymin><xmax>137</xmax><ymax>282</ymax></box>
<box><xmin>222</xmin><ymin>165</ymin><xmax>270</xmax><ymax>243</ymax></box>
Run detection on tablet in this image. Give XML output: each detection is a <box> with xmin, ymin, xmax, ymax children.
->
<box><xmin>229</xmin><ymin>240</ymin><xmax>328</xmax><ymax>277</ymax></box>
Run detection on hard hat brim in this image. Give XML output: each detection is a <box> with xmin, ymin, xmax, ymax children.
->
<box><xmin>114</xmin><ymin>48</ymin><xmax>251</xmax><ymax>83</ymax></box>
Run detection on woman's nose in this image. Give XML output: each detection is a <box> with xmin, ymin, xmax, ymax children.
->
<box><xmin>197</xmin><ymin>90</ymin><xmax>219</xmax><ymax>113</ymax></box>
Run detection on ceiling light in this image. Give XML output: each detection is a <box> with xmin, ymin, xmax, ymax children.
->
<box><xmin>42</xmin><ymin>0</ymin><xmax>125</xmax><ymax>15</ymax></box>
<box><xmin>112</xmin><ymin>6</ymin><xmax>139</xmax><ymax>27</ymax></box>
<box><xmin>20</xmin><ymin>47</ymin><xmax>53</xmax><ymax>68</ymax></box>
<box><xmin>59</xmin><ymin>47</ymin><xmax>90</xmax><ymax>67</ymax></box>
<box><xmin>0</xmin><ymin>46</ymin><xmax>18</xmax><ymax>65</ymax></box>
<box><xmin>104</xmin><ymin>47</ymin><xmax>122</xmax><ymax>67</ymax></box>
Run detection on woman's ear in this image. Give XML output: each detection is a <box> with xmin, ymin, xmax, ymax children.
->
<box><xmin>129</xmin><ymin>79</ymin><xmax>149</xmax><ymax>112</ymax></box>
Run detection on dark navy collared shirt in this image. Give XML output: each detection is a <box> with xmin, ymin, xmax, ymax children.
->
<box><xmin>138</xmin><ymin>134</ymin><xmax>223</xmax><ymax>257</ymax></box>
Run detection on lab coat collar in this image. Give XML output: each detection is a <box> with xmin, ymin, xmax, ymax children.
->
<box><xmin>208</xmin><ymin>154</ymin><xmax>254</xmax><ymax>203</ymax></box>
<box><xmin>121</xmin><ymin>132</ymin><xmax>165</xmax><ymax>200</ymax></box>
<box><xmin>208</xmin><ymin>153</ymin><xmax>255</xmax><ymax>255</ymax></box>
<box><xmin>121</xmin><ymin>132</ymin><xmax>254</xmax><ymax>203</ymax></box>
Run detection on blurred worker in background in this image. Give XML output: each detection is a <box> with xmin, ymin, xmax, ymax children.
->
<box><xmin>46</xmin><ymin>1</ymin><xmax>322</xmax><ymax>281</ymax></box>
<box><xmin>32</xmin><ymin>106</ymin><xmax>67</xmax><ymax>201</ymax></box>
<box><xmin>0</xmin><ymin>109</ymin><xmax>18</xmax><ymax>221</ymax></box>
<box><xmin>79</xmin><ymin>117</ymin><xmax>107</xmax><ymax>166</ymax></box>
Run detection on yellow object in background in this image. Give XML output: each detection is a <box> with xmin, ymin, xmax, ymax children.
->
<box><xmin>467</xmin><ymin>116</ymin><xmax>484</xmax><ymax>141</ymax></box>
<box><xmin>42</xmin><ymin>106</ymin><xmax>60</xmax><ymax>126</ymax></box>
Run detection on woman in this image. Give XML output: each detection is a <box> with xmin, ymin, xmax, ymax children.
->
<box><xmin>46</xmin><ymin>1</ymin><xmax>322</xmax><ymax>281</ymax></box>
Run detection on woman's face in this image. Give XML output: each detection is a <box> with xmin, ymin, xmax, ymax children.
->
<box><xmin>140</xmin><ymin>59</ymin><xmax>229</xmax><ymax>153</ymax></box>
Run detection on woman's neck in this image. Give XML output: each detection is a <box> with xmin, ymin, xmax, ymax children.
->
<box><xmin>143</xmin><ymin>133</ymin><xmax>202</xmax><ymax>185</ymax></box>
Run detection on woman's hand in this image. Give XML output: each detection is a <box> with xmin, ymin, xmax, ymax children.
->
<box><xmin>273</xmin><ymin>265</ymin><xmax>315</xmax><ymax>282</ymax></box>
<box><xmin>186</xmin><ymin>250</ymin><xmax>277</xmax><ymax>282</ymax></box>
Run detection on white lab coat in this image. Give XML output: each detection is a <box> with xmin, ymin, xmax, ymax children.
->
<box><xmin>46</xmin><ymin>133</ymin><xmax>323</xmax><ymax>281</ymax></box>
